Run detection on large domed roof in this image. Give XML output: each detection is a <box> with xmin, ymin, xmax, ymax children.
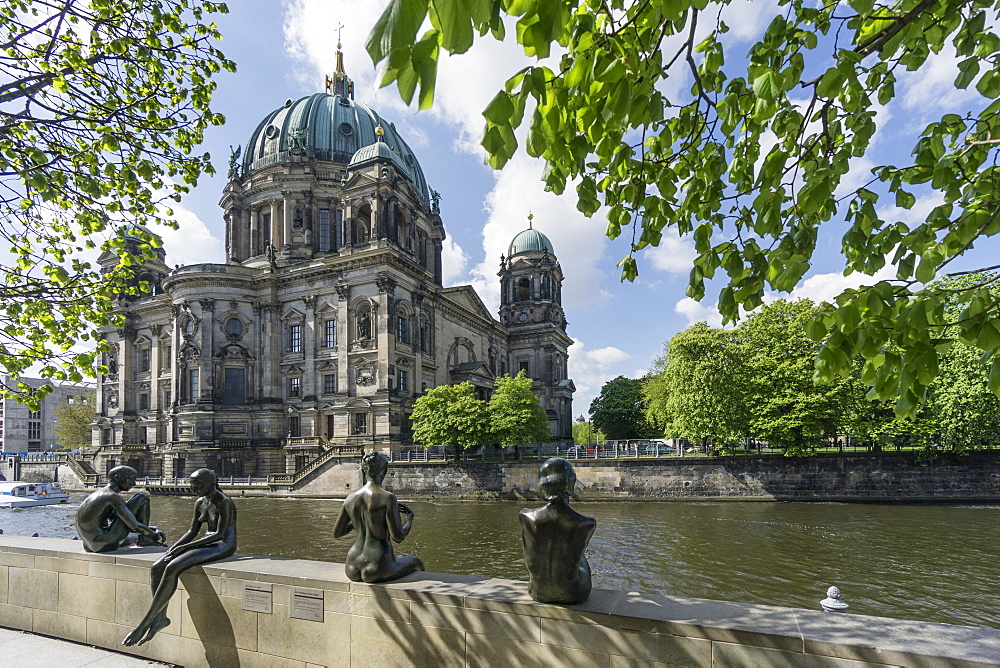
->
<box><xmin>242</xmin><ymin>93</ymin><xmax>430</xmax><ymax>204</ymax></box>
<box><xmin>508</xmin><ymin>227</ymin><xmax>554</xmax><ymax>256</ymax></box>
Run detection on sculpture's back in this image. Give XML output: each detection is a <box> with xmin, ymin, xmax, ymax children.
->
<box><xmin>520</xmin><ymin>457</ymin><xmax>596</xmax><ymax>604</ymax></box>
<box><xmin>334</xmin><ymin>451</ymin><xmax>424</xmax><ymax>583</ymax></box>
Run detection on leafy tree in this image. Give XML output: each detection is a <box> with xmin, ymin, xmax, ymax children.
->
<box><xmin>367</xmin><ymin>0</ymin><xmax>1000</xmax><ymax>412</ymax></box>
<box><xmin>0</xmin><ymin>0</ymin><xmax>234</xmax><ymax>407</ymax></box>
<box><xmin>52</xmin><ymin>394</ymin><xmax>97</xmax><ymax>451</ymax></box>
<box><xmin>489</xmin><ymin>371</ymin><xmax>551</xmax><ymax>455</ymax></box>
<box><xmin>410</xmin><ymin>382</ymin><xmax>490</xmax><ymax>460</ymax></box>
<box><xmin>572</xmin><ymin>418</ymin><xmax>599</xmax><ymax>444</ymax></box>
<box><xmin>588</xmin><ymin>375</ymin><xmax>653</xmax><ymax>440</ymax></box>
<box><xmin>643</xmin><ymin>323</ymin><xmax>749</xmax><ymax>450</ymax></box>
<box><xmin>915</xmin><ymin>273</ymin><xmax>1000</xmax><ymax>452</ymax></box>
<box><xmin>740</xmin><ymin>300</ymin><xmax>859</xmax><ymax>455</ymax></box>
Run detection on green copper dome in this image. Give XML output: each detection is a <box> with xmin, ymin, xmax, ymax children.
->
<box><xmin>508</xmin><ymin>227</ymin><xmax>554</xmax><ymax>256</ymax></box>
<box><xmin>242</xmin><ymin>93</ymin><xmax>430</xmax><ymax>204</ymax></box>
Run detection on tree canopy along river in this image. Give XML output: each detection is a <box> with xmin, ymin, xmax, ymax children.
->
<box><xmin>5</xmin><ymin>497</ymin><xmax>997</xmax><ymax>628</ymax></box>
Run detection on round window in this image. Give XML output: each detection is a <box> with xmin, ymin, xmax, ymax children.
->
<box><xmin>265</xmin><ymin>124</ymin><xmax>279</xmax><ymax>139</ymax></box>
<box><xmin>339</xmin><ymin>122</ymin><xmax>354</xmax><ymax>136</ymax></box>
<box><xmin>183</xmin><ymin>319</ymin><xmax>195</xmax><ymax>335</ymax></box>
<box><xmin>225</xmin><ymin>318</ymin><xmax>244</xmax><ymax>337</ymax></box>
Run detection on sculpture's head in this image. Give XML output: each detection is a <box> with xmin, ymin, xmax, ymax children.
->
<box><xmin>360</xmin><ymin>451</ymin><xmax>389</xmax><ymax>480</ymax></box>
<box><xmin>108</xmin><ymin>465</ymin><xmax>139</xmax><ymax>489</ymax></box>
<box><xmin>189</xmin><ymin>468</ymin><xmax>218</xmax><ymax>496</ymax></box>
<box><xmin>538</xmin><ymin>457</ymin><xmax>576</xmax><ymax>501</ymax></box>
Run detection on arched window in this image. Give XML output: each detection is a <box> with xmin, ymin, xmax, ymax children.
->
<box><xmin>541</xmin><ymin>274</ymin><xmax>551</xmax><ymax>299</ymax></box>
<box><xmin>355</xmin><ymin>207</ymin><xmax>371</xmax><ymax>244</ymax></box>
<box><xmin>420</xmin><ymin>316</ymin><xmax>431</xmax><ymax>354</ymax></box>
<box><xmin>395</xmin><ymin>211</ymin><xmax>406</xmax><ymax>247</ymax></box>
<box><xmin>516</xmin><ymin>277</ymin><xmax>531</xmax><ymax>301</ymax></box>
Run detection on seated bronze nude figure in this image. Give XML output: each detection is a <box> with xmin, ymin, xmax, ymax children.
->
<box><xmin>123</xmin><ymin>468</ymin><xmax>237</xmax><ymax>647</ymax></box>
<box><xmin>75</xmin><ymin>465</ymin><xmax>166</xmax><ymax>553</ymax></box>
<box><xmin>520</xmin><ymin>457</ymin><xmax>597</xmax><ymax>604</ymax></box>
<box><xmin>333</xmin><ymin>451</ymin><xmax>424</xmax><ymax>583</ymax></box>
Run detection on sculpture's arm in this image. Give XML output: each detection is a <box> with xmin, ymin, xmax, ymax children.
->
<box><xmin>387</xmin><ymin>495</ymin><xmax>409</xmax><ymax>543</ymax></box>
<box><xmin>173</xmin><ymin>496</ymin><xmax>234</xmax><ymax>552</ymax></box>
<box><xmin>162</xmin><ymin>504</ymin><xmax>204</xmax><ymax>558</ymax></box>
<box><xmin>333</xmin><ymin>502</ymin><xmax>354</xmax><ymax>538</ymax></box>
<box><xmin>108</xmin><ymin>495</ymin><xmax>154</xmax><ymax>535</ymax></box>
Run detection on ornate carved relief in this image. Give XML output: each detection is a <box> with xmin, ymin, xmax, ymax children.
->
<box><xmin>376</xmin><ymin>272</ymin><xmax>397</xmax><ymax>294</ymax></box>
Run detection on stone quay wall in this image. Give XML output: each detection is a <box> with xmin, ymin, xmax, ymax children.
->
<box><xmin>367</xmin><ymin>451</ymin><xmax>1000</xmax><ymax>501</ymax></box>
<box><xmin>0</xmin><ymin>535</ymin><xmax>997</xmax><ymax>667</ymax></box>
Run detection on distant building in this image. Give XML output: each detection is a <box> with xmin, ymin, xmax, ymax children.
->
<box><xmin>0</xmin><ymin>376</ymin><xmax>96</xmax><ymax>452</ymax></box>
<box><xmin>91</xmin><ymin>48</ymin><xmax>575</xmax><ymax>478</ymax></box>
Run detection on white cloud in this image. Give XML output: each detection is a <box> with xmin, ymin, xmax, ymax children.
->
<box><xmin>877</xmin><ymin>192</ymin><xmax>942</xmax><ymax>227</ymax></box>
<box><xmin>567</xmin><ymin>338</ymin><xmax>632</xmax><ymax>414</ymax></box>
<box><xmin>675</xmin><ymin>297</ymin><xmax>724</xmax><ymax>327</ymax></box>
<box><xmin>160</xmin><ymin>205</ymin><xmax>224</xmax><ymax>266</ymax></box>
<box><xmin>787</xmin><ymin>266</ymin><xmax>897</xmax><ymax>304</ymax></box>
<box><xmin>467</xmin><ymin>154</ymin><xmax>611</xmax><ymax>314</ymax></box>
<box><xmin>440</xmin><ymin>237</ymin><xmax>470</xmax><ymax>286</ymax></box>
<box><xmin>644</xmin><ymin>229</ymin><xmax>696</xmax><ymax>274</ymax></box>
<box><xmin>901</xmin><ymin>45</ymin><xmax>979</xmax><ymax>113</ymax></box>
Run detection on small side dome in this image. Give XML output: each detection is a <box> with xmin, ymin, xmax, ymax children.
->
<box><xmin>508</xmin><ymin>228</ymin><xmax>554</xmax><ymax>256</ymax></box>
<box><xmin>349</xmin><ymin>141</ymin><xmax>410</xmax><ymax>176</ymax></box>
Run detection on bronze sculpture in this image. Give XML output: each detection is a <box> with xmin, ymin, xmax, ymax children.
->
<box><xmin>333</xmin><ymin>451</ymin><xmax>424</xmax><ymax>583</ymax></box>
<box><xmin>519</xmin><ymin>457</ymin><xmax>596</xmax><ymax>604</ymax></box>
<box><xmin>74</xmin><ymin>465</ymin><xmax>166</xmax><ymax>553</ymax></box>
<box><xmin>123</xmin><ymin>468</ymin><xmax>237</xmax><ymax>647</ymax></box>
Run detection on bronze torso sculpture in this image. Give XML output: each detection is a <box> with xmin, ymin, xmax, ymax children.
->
<box><xmin>520</xmin><ymin>457</ymin><xmax>596</xmax><ymax>604</ymax></box>
<box><xmin>333</xmin><ymin>451</ymin><xmax>424</xmax><ymax>583</ymax></box>
<box><xmin>123</xmin><ymin>469</ymin><xmax>237</xmax><ymax>646</ymax></box>
<box><xmin>74</xmin><ymin>466</ymin><xmax>165</xmax><ymax>553</ymax></box>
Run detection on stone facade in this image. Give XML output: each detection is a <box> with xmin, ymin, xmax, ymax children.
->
<box><xmin>0</xmin><ymin>535</ymin><xmax>997</xmax><ymax>667</ymax></box>
<box><xmin>91</xmin><ymin>54</ymin><xmax>574</xmax><ymax>477</ymax></box>
<box><xmin>0</xmin><ymin>376</ymin><xmax>95</xmax><ymax>452</ymax></box>
<box><xmin>362</xmin><ymin>452</ymin><xmax>1000</xmax><ymax>501</ymax></box>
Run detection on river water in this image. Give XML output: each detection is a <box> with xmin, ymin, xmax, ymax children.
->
<box><xmin>4</xmin><ymin>495</ymin><xmax>997</xmax><ymax>629</ymax></box>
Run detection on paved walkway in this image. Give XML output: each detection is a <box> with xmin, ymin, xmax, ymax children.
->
<box><xmin>0</xmin><ymin>627</ymin><xmax>173</xmax><ymax>667</ymax></box>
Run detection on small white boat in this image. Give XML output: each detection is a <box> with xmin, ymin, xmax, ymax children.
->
<box><xmin>0</xmin><ymin>482</ymin><xmax>70</xmax><ymax>508</ymax></box>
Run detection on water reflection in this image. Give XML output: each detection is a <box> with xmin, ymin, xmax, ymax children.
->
<box><xmin>3</xmin><ymin>496</ymin><xmax>996</xmax><ymax>628</ymax></box>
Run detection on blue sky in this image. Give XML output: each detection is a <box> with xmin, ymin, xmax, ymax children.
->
<box><xmin>160</xmin><ymin>0</ymin><xmax>984</xmax><ymax>414</ymax></box>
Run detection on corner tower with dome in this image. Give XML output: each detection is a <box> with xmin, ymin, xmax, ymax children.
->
<box><xmin>91</xmin><ymin>47</ymin><xmax>574</xmax><ymax>479</ymax></box>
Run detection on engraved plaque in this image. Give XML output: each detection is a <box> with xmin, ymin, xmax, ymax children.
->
<box><xmin>242</xmin><ymin>583</ymin><xmax>273</xmax><ymax>614</ymax></box>
<box><xmin>289</xmin><ymin>587</ymin><xmax>324</xmax><ymax>622</ymax></box>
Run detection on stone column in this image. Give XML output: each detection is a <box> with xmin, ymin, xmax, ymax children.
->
<box><xmin>241</xmin><ymin>209</ymin><xmax>251</xmax><ymax>259</ymax></box>
<box><xmin>434</xmin><ymin>240</ymin><xmax>443</xmax><ymax>284</ymax></box>
<box><xmin>303</xmin><ymin>296</ymin><xmax>316</xmax><ymax>399</ymax></box>
<box><xmin>335</xmin><ymin>282</ymin><xmax>350</xmax><ymax>395</ymax></box>
<box><xmin>249</xmin><ymin>208</ymin><xmax>259</xmax><ymax>256</ymax></box>
<box><xmin>199</xmin><ymin>299</ymin><xmax>215</xmax><ymax>402</ymax></box>
<box><xmin>270</xmin><ymin>200</ymin><xmax>280</xmax><ymax>248</ymax></box>
<box><xmin>282</xmin><ymin>195</ymin><xmax>292</xmax><ymax>248</ymax></box>
<box><xmin>343</xmin><ymin>200</ymin><xmax>354</xmax><ymax>249</ymax></box>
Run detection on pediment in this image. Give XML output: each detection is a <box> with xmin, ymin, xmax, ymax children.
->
<box><xmin>442</xmin><ymin>286</ymin><xmax>495</xmax><ymax>323</ymax></box>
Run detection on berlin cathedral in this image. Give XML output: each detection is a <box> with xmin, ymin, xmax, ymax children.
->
<box><xmin>91</xmin><ymin>49</ymin><xmax>575</xmax><ymax>478</ymax></box>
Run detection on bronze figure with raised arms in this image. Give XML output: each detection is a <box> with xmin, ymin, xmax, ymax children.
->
<box><xmin>519</xmin><ymin>457</ymin><xmax>597</xmax><ymax>604</ymax></box>
<box><xmin>75</xmin><ymin>465</ymin><xmax>165</xmax><ymax>553</ymax></box>
<box><xmin>123</xmin><ymin>468</ymin><xmax>237</xmax><ymax>646</ymax></box>
<box><xmin>333</xmin><ymin>451</ymin><xmax>424</xmax><ymax>583</ymax></box>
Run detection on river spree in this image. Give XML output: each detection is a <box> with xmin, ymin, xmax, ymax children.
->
<box><xmin>4</xmin><ymin>496</ymin><xmax>997</xmax><ymax>628</ymax></box>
